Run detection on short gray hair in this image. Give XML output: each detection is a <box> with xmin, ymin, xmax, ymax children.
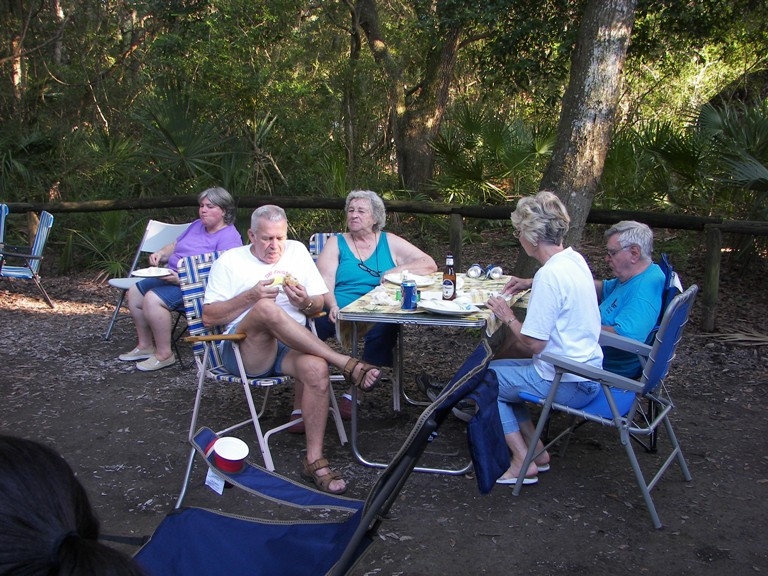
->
<box><xmin>510</xmin><ymin>190</ymin><xmax>570</xmax><ymax>246</ymax></box>
<box><xmin>250</xmin><ymin>204</ymin><xmax>287</xmax><ymax>231</ymax></box>
<box><xmin>345</xmin><ymin>190</ymin><xmax>387</xmax><ymax>231</ymax></box>
<box><xmin>198</xmin><ymin>187</ymin><xmax>236</xmax><ymax>225</ymax></box>
<box><xmin>605</xmin><ymin>220</ymin><xmax>653</xmax><ymax>261</ymax></box>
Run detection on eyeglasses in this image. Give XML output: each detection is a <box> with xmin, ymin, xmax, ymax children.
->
<box><xmin>605</xmin><ymin>245</ymin><xmax>630</xmax><ymax>258</ymax></box>
<box><xmin>358</xmin><ymin>262</ymin><xmax>381</xmax><ymax>277</ymax></box>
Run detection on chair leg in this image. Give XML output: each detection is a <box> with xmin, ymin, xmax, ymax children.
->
<box><xmin>171</xmin><ymin>311</ymin><xmax>187</xmax><ymax>368</ymax></box>
<box><xmin>105</xmin><ymin>290</ymin><xmax>127</xmax><ymax>340</ymax></box>
<box><xmin>174</xmin><ymin>446</ymin><xmax>197</xmax><ymax>509</ymax></box>
<box><xmin>32</xmin><ymin>273</ymin><xmax>54</xmax><ymax>309</ymax></box>
<box><xmin>329</xmin><ymin>387</ymin><xmax>348</xmax><ymax>445</ymax></box>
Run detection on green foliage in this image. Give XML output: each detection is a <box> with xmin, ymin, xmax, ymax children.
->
<box><xmin>63</xmin><ymin>213</ymin><xmax>145</xmax><ymax>280</ymax></box>
<box><xmin>431</xmin><ymin>102</ymin><xmax>555</xmax><ymax>203</ymax></box>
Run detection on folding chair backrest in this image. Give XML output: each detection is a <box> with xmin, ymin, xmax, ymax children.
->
<box><xmin>646</xmin><ymin>253</ymin><xmax>684</xmax><ymax>344</ymax></box>
<box><xmin>177</xmin><ymin>252</ymin><xmax>223</xmax><ymax>361</ymax></box>
<box><xmin>26</xmin><ymin>211</ymin><xmax>54</xmax><ymax>274</ymax></box>
<box><xmin>640</xmin><ymin>284</ymin><xmax>698</xmax><ymax>396</ymax></box>
<box><xmin>0</xmin><ymin>203</ymin><xmax>7</xmax><ymax>242</ymax></box>
<box><xmin>126</xmin><ymin>220</ymin><xmax>191</xmax><ymax>276</ymax></box>
<box><xmin>309</xmin><ymin>232</ymin><xmax>337</xmax><ymax>261</ymax></box>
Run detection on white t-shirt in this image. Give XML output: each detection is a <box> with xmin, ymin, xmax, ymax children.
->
<box><xmin>521</xmin><ymin>247</ymin><xmax>603</xmax><ymax>381</ymax></box>
<box><xmin>204</xmin><ymin>241</ymin><xmax>328</xmax><ymax>333</ymax></box>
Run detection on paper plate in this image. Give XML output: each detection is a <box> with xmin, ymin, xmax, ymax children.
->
<box><xmin>132</xmin><ymin>267</ymin><xmax>173</xmax><ymax>278</ymax></box>
<box><xmin>383</xmin><ymin>273</ymin><xmax>435</xmax><ymax>287</ymax></box>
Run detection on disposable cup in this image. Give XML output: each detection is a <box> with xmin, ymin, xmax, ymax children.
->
<box><xmin>213</xmin><ymin>437</ymin><xmax>249</xmax><ymax>473</ymax></box>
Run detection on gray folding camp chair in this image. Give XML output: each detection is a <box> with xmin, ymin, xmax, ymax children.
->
<box><xmin>512</xmin><ymin>285</ymin><xmax>698</xmax><ymax>529</ymax></box>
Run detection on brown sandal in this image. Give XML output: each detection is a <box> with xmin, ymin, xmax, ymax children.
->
<box><xmin>300</xmin><ymin>457</ymin><xmax>347</xmax><ymax>495</ymax></box>
<box><xmin>342</xmin><ymin>358</ymin><xmax>382</xmax><ymax>391</ymax></box>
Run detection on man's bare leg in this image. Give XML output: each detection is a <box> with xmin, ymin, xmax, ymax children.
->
<box><xmin>237</xmin><ymin>300</ymin><xmax>380</xmax><ymax>388</ymax></box>
<box><xmin>280</xmin><ymin>350</ymin><xmax>346</xmax><ymax>493</ymax></box>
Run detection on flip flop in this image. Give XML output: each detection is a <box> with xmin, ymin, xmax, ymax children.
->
<box><xmin>496</xmin><ymin>475</ymin><xmax>538</xmax><ymax>485</ymax></box>
<box><xmin>536</xmin><ymin>463</ymin><xmax>550</xmax><ymax>473</ymax></box>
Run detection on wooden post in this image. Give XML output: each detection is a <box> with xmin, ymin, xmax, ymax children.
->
<box><xmin>448</xmin><ymin>213</ymin><xmax>463</xmax><ymax>271</ymax></box>
<box><xmin>701</xmin><ymin>224</ymin><xmax>721</xmax><ymax>331</ymax></box>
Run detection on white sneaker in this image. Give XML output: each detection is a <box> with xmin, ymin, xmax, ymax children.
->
<box><xmin>136</xmin><ymin>354</ymin><xmax>176</xmax><ymax>372</ymax></box>
<box><xmin>119</xmin><ymin>346</ymin><xmax>156</xmax><ymax>361</ymax></box>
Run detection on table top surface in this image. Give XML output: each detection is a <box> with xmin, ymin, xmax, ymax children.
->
<box><xmin>337</xmin><ymin>272</ymin><xmax>528</xmax><ymax>328</ymax></box>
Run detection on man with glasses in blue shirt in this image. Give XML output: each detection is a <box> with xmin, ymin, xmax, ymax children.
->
<box><xmin>594</xmin><ymin>220</ymin><xmax>665</xmax><ymax>377</ymax></box>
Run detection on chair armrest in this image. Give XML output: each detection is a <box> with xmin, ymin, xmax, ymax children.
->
<box><xmin>0</xmin><ymin>245</ymin><xmax>41</xmax><ymax>259</ymax></box>
<box><xmin>184</xmin><ymin>333</ymin><xmax>247</xmax><ymax>344</ymax></box>
<box><xmin>599</xmin><ymin>330</ymin><xmax>651</xmax><ymax>357</ymax></box>
<box><xmin>539</xmin><ymin>352</ymin><xmax>644</xmax><ymax>393</ymax></box>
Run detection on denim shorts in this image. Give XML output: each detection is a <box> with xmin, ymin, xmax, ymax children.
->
<box><xmin>137</xmin><ymin>277</ymin><xmax>183</xmax><ymax>310</ymax></box>
<box><xmin>220</xmin><ymin>339</ymin><xmax>290</xmax><ymax>379</ymax></box>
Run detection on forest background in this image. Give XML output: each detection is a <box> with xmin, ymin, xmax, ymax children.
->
<box><xmin>1</xmin><ymin>0</ymin><xmax>768</xmax><ymax>276</ymax></box>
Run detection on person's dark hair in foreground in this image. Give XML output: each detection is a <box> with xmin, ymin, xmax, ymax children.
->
<box><xmin>0</xmin><ymin>435</ymin><xmax>145</xmax><ymax>576</ymax></box>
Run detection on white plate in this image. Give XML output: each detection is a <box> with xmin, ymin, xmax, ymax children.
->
<box><xmin>417</xmin><ymin>300</ymin><xmax>481</xmax><ymax>316</ymax></box>
<box><xmin>132</xmin><ymin>267</ymin><xmax>173</xmax><ymax>278</ymax></box>
<box><xmin>383</xmin><ymin>273</ymin><xmax>435</xmax><ymax>287</ymax></box>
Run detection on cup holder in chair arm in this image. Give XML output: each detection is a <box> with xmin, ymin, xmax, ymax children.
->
<box><xmin>191</xmin><ymin>428</ymin><xmax>362</xmax><ymax>511</ymax></box>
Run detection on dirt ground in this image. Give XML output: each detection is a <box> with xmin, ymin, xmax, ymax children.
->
<box><xmin>1</xmin><ymin>230</ymin><xmax>767</xmax><ymax>575</ymax></box>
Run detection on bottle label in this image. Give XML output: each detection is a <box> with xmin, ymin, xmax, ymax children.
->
<box><xmin>442</xmin><ymin>280</ymin><xmax>455</xmax><ymax>299</ymax></box>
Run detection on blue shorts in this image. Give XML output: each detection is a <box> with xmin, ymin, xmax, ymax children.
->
<box><xmin>137</xmin><ymin>278</ymin><xmax>183</xmax><ymax>311</ymax></box>
<box><xmin>220</xmin><ymin>339</ymin><xmax>290</xmax><ymax>379</ymax></box>
<box><xmin>490</xmin><ymin>358</ymin><xmax>599</xmax><ymax>434</ymax></box>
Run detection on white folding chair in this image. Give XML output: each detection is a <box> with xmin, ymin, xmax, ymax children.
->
<box><xmin>104</xmin><ymin>219</ymin><xmax>191</xmax><ymax>340</ymax></box>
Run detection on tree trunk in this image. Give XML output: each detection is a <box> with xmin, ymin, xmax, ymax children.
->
<box><xmin>516</xmin><ymin>0</ymin><xmax>637</xmax><ymax>277</ymax></box>
<box><xmin>354</xmin><ymin>0</ymin><xmax>462</xmax><ymax>193</ymax></box>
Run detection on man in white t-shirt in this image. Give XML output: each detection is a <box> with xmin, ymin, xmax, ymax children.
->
<box><xmin>203</xmin><ymin>205</ymin><xmax>381</xmax><ymax>495</ymax></box>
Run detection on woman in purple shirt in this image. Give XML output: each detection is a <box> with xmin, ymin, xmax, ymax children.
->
<box><xmin>118</xmin><ymin>187</ymin><xmax>242</xmax><ymax>371</ymax></box>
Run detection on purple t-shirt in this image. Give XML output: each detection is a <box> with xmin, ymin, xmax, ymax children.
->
<box><xmin>167</xmin><ymin>220</ymin><xmax>242</xmax><ymax>271</ymax></box>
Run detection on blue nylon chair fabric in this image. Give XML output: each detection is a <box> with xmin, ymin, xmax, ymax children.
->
<box><xmin>135</xmin><ymin>341</ymin><xmax>496</xmax><ymax>576</ymax></box>
<box><xmin>464</xmin><ymin>369</ymin><xmax>509</xmax><ymax>494</ymax></box>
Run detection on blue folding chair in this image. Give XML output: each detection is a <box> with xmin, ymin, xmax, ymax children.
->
<box><xmin>0</xmin><ymin>203</ymin><xmax>8</xmax><ymax>242</ymax></box>
<box><xmin>512</xmin><ymin>285</ymin><xmax>698</xmax><ymax>529</ymax></box>
<box><xmin>134</xmin><ymin>341</ymin><xmax>496</xmax><ymax>576</ymax></box>
<box><xmin>0</xmin><ymin>210</ymin><xmax>55</xmax><ymax>308</ymax></box>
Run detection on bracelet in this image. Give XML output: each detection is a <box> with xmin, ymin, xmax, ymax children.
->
<box><xmin>506</xmin><ymin>317</ymin><xmax>517</xmax><ymax>328</ymax></box>
<box><xmin>300</xmin><ymin>300</ymin><xmax>314</xmax><ymax>313</ymax></box>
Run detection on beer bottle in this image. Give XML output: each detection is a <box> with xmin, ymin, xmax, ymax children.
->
<box><xmin>442</xmin><ymin>252</ymin><xmax>456</xmax><ymax>300</ymax></box>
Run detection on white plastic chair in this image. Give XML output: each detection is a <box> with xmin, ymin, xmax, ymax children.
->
<box><xmin>104</xmin><ymin>219</ymin><xmax>191</xmax><ymax>340</ymax></box>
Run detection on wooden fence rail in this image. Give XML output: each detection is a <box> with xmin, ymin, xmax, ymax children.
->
<box><xmin>6</xmin><ymin>197</ymin><xmax>768</xmax><ymax>331</ymax></box>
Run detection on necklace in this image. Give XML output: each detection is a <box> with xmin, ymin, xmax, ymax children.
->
<box><xmin>351</xmin><ymin>232</ymin><xmax>380</xmax><ymax>277</ymax></box>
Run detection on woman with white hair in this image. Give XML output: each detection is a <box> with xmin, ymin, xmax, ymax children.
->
<box><xmin>288</xmin><ymin>190</ymin><xmax>436</xmax><ymax>428</ymax></box>
<box><xmin>486</xmin><ymin>191</ymin><xmax>603</xmax><ymax>485</ymax></box>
